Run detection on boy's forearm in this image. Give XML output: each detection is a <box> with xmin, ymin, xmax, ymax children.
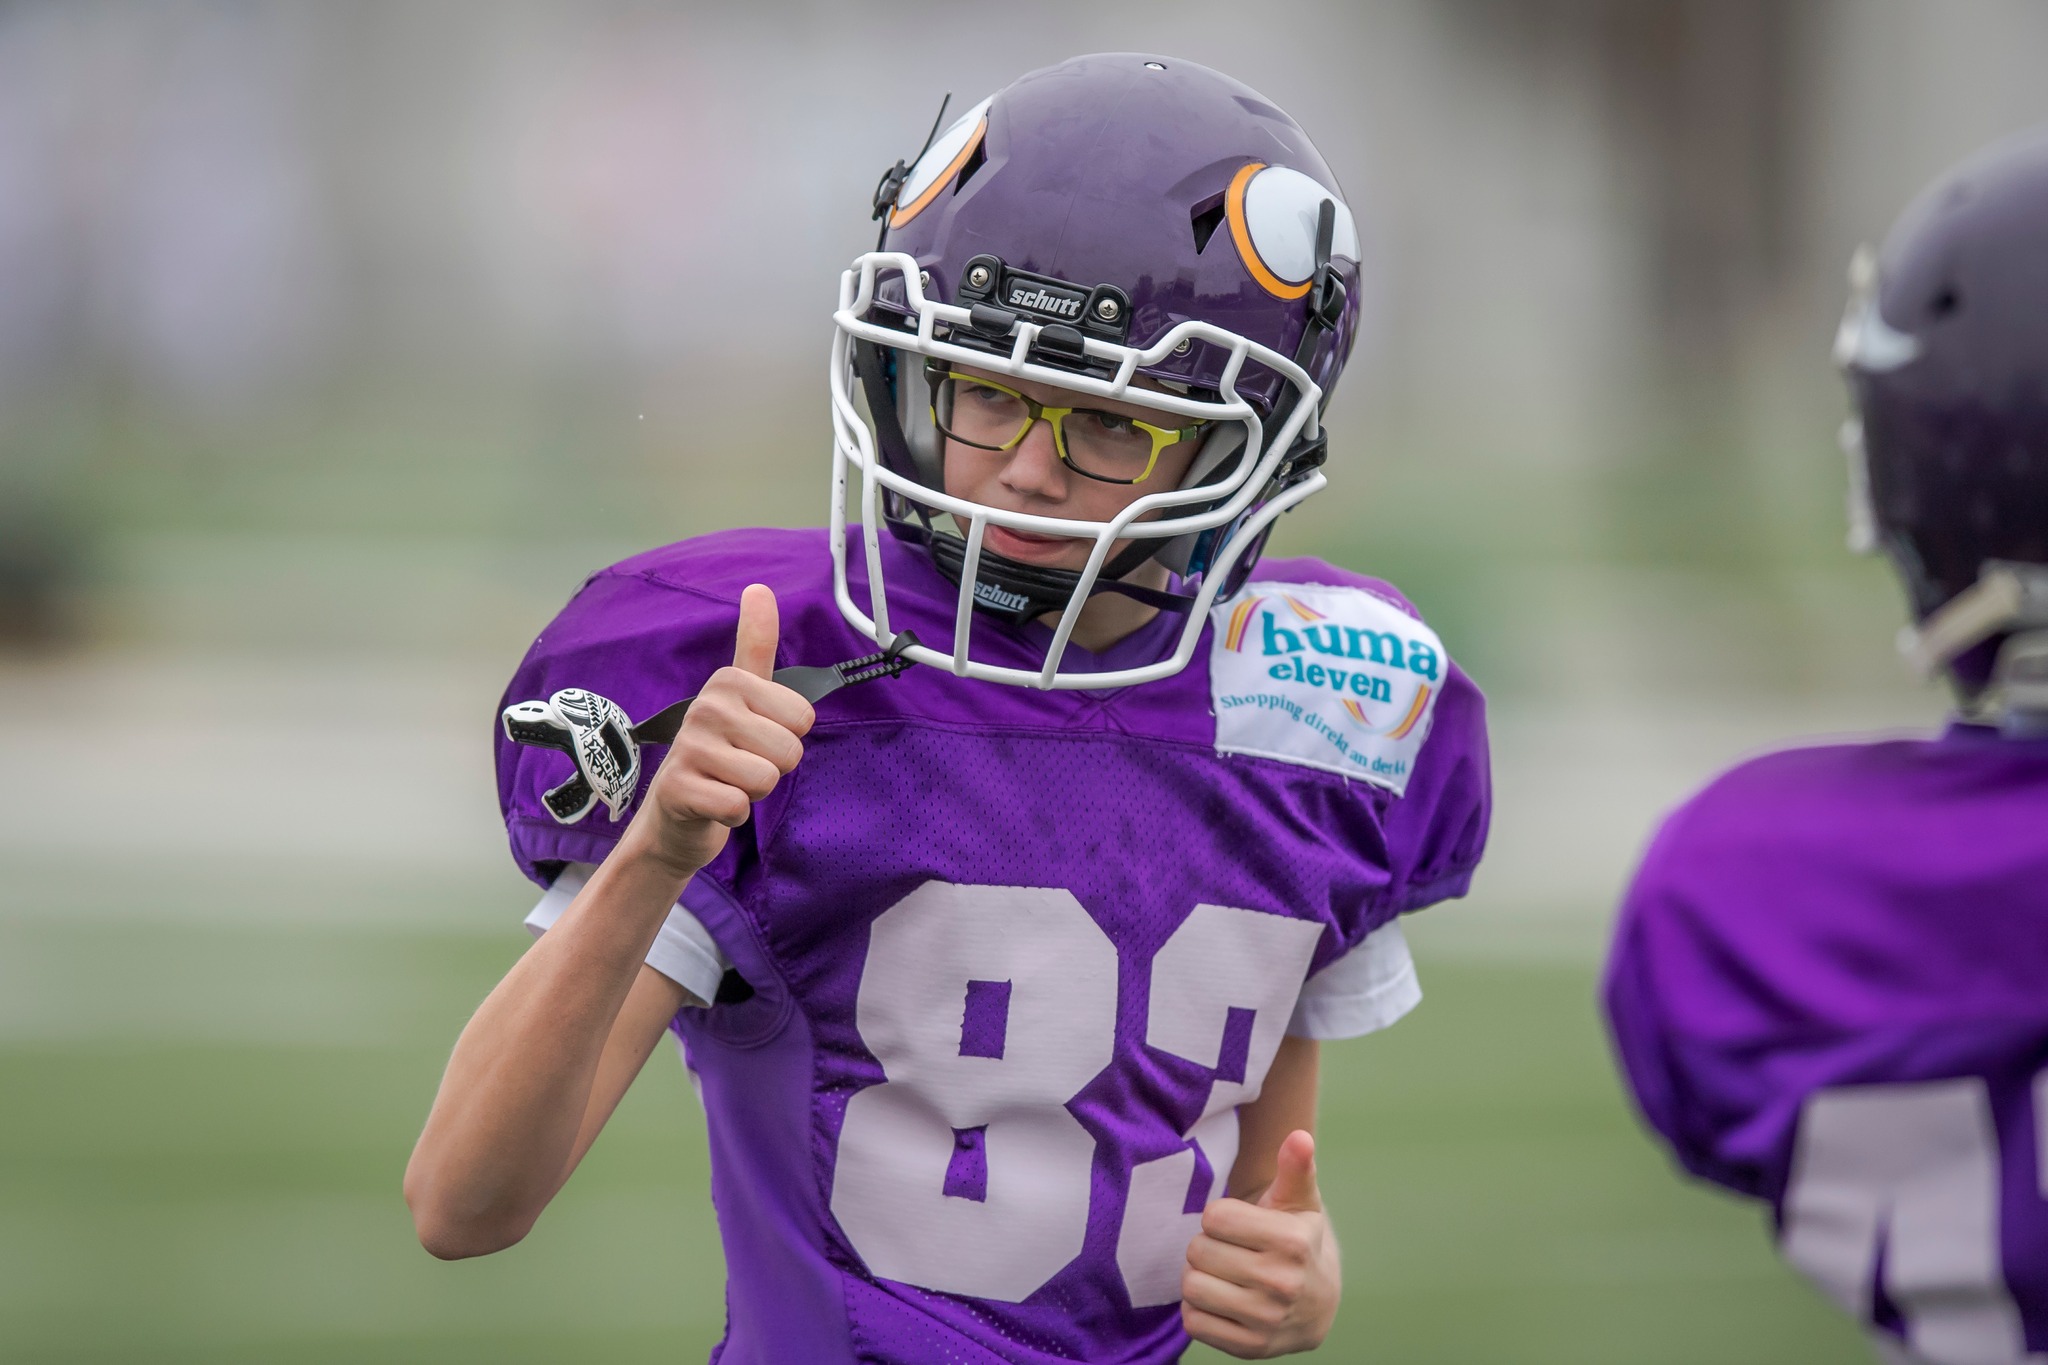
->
<box><xmin>1229</xmin><ymin>1036</ymin><xmax>1319</xmax><ymax>1198</ymax></box>
<box><xmin>405</xmin><ymin>822</ymin><xmax>698</xmax><ymax>1256</ymax></box>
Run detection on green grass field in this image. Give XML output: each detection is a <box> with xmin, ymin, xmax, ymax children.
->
<box><xmin>0</xmin><ymin>859</ymin><xmax>1871</xmax><ymax>1364</ymax></box>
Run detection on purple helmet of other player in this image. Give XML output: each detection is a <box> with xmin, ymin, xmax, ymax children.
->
<box><xmin>828</xmin><ymin>53</ymin><xmax>1365</xmax><ymax>689</ymax></box>
<box><xmin>1836</xmin><ymin>127</ymin><xmax>2048</xmax><ymax>728</ymax></box>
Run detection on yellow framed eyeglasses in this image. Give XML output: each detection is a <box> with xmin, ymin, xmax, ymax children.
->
<box><xmin>928</xmin><ymin>369</ymin><xmax>1206</xmax><ymax>485</ymax></box>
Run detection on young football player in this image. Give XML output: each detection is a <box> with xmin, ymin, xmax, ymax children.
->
<box><xmin>407</xmin><ymin>53</ymin><xmax>1491</xmax><ymax>1364</ymax></box>
<box><xmin>1604</xmin><ymin>129</ymin><xmax>2048</xmax><ymax>1365</ymax></box>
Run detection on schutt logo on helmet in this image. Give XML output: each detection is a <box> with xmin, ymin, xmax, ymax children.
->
<box><xmin>1005</xmin><ymin>284</ymin><xmax>1086</xmax><ymax>320</ymax></box>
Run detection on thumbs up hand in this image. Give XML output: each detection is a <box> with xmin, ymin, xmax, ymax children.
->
<box><xmin>633</xmin><ymin>584</ymin><xmax>815</xmax><ymax>878</ymax></box>
<box><xmin>1180</xmin><ymin>1130</ymin><xmax>1341</xmax><ymax>1358</ymax></box>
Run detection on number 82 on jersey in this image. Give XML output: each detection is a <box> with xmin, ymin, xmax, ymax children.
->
<box><xmin>829</xmin><ymin>881</ymin><xmax>1324</xmax><ymax>1306</ymax></box>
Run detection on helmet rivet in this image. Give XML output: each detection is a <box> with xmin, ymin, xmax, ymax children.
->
<box><xmin>1095</xmin><ymin>297</ymin><xmax>1121</xmax><ymax>321</ymax></box>
<box><xmin>918</xmin><ymin>270</ymin><xmax>930</xmax><ymax>289</ymax></box>
<box><xmin>968</xmin><ymin>265</ymin><xmax>992</xmax><ymax>289</ymax></box>
<box><xmin>1143</xmin><ymin>61</ymin><xmax>1166</xmax><ymax>71</ymax></box>
<box><xmin>1173</xmin><ymin>337</ymin><xmax>1192</xmax><ymax>355</ymax></box>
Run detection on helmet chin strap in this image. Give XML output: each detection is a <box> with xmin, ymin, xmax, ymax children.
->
<box><xmin>1901</xmin><ymin>560</ymin><xmax>2048</xmax><ymax>734</ymax></box>
<box><xmin>919</xmin><ymin>522</ymin><xmax>1185</xmax><ymax>627</ymax></box>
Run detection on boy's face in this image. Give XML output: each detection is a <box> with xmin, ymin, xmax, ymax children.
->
<box><xmin>939</xmin><ymin>364</ymin><xmax>1204</xmax><ymax>573</ymax></box>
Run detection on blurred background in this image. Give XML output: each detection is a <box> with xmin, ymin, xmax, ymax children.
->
<box><xmin>4</xmin><ymin>1</ymin><xmax>2044</xmax><ymax>1361</ymax></box>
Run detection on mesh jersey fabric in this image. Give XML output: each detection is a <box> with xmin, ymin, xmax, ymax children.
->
<box><xmin>496</xmin><ymin>526</ymin><xmax>1490</xmax><ymax>1365</ymax></box>
<box><xmin>1603</xmin><ymin>725</ymin><xmax>2048</xmax><ymax>1359</ymax></box>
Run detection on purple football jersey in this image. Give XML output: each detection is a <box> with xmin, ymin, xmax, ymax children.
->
<box><xmin>1605</xmin><ymin>727</ymin><xmax>2048</xmax><ymax>1364</ymax></box>
<box><xmin>497</xmin><ymin>527</ymin><xmax>1490</xmax><ymax>1365</ymax></box>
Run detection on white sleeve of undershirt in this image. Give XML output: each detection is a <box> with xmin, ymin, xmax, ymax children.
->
<box><xmin>523</xmin><ymin>862</ymin><xmax>730</xmax><ymax>1009</ymax></box>
<box><xmin>1285</xmin><ymin>919</ymin><xmax>1422</xmax><ymax>1040</ymax></box>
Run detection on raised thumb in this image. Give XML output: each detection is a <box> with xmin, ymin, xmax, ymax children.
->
<box><xmin>1257</xmin><ymin>1129</ymin><xmax>1322</xmax><ymax>1214</ymax></box>
<box><xmin>731</xmin><ymin>584</ymin><xmax>779</xmax><ymax>679</ymax></box>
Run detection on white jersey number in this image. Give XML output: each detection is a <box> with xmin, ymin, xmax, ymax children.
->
<box><xmin>1117</xmin><ymin>904</ymin><xmax>1325</xmax><ymax>1305</ymax></box>
<box><xmin>829</xmin><ymin>882</ymin><xmax>1322</xmax><ymax>1305</ymax></box>
<box><xmin>1782</xmin><ymin>1076</ymin><xmax>2048</xmax><ymax>1365</ymax></box>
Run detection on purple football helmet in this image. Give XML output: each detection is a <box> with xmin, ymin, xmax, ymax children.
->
<box><xmin>828</xmin><ymin>53</ymin><xmax>1366</xmax><ymax>688</ymax></box>
<box><xmin>1837</xmin><ymin>127</ymin><xmax>2048</xmax><ymax>715</ymax></box>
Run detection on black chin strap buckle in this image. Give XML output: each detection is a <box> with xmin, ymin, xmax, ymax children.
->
<box><xmin>869</xmin><ymin>93</ymin><xmax>952</xmax><ymax>244</ymax></box>
<box><xmin>1274</xmin><ymin>431</ymin><xmax>1329</xmax><ymax>487</ymax></box>
<box><xmin>872</xmin><ymin>161</ymin><xmax>910</xmax><ymax>222</ymax></box>
<box><xmin>1307</xmin><ymin>264</ymin><xmax>1346</xmax><ymax>335</ymax></box>
<box><xmin>1291</xmin><ymin>199</ymin><xmax>1347</xmax><ymax>373</ymax></box>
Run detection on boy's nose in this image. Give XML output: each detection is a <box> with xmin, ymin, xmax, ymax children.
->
<box><xmin>998</xmin><ymin>416</ymin><xmax>1069</xmax><ymax>498</ymax></box>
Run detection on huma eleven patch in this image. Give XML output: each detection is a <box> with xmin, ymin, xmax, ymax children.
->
<box><xmin>1207</xmin><ymin>582</ymin><xmax>1447</xmax><ymax>794</ymax></box>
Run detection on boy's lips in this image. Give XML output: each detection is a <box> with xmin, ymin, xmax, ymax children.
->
<box><xmin>983</xmin><ymin>523</ymin><xmax>1074</xmax><ymax>563</ymax></box>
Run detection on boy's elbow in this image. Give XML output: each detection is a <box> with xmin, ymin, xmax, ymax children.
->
<box><xmin>416</xmin><ymin>1220</ymin><xmax>520</xmax><ymax>1261</ymax></box>
<box><xmin>412</xmin><ymin>1204</ymin><xmax>531</xmax><ymax>1260</ymax></box>
<box><xmin>405</xmin><ymin>1173</ymin><xmax>533</xmax><ymax>1260</ymax></box>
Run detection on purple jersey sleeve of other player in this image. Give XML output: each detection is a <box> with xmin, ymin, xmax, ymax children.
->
<box><xmin>494</xmin><ymin>527</ymin><xmax>1490</xmax><ymax>1365</ymax></box>
<box><xmin>1604</xmin><ymin>727</ymin><xmax>2048</xmax><ymax>1359</ymax></box>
